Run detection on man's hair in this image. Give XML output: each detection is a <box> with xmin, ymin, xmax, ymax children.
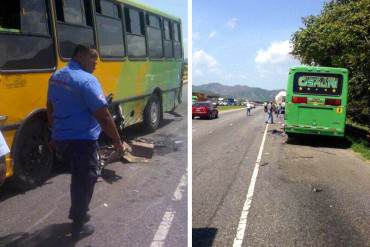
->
<box><xmin>72</xmin><ymin>44</ymin><xmax>96</xmax><ymax>58</ymax></box>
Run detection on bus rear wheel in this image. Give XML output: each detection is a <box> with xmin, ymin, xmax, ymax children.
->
<box><xmin>143</xmin><ymin>94</ymin><xmax>161</xmax><ymax>132</ymax></box>
<box><xmin>11</xmin><ymin>115</ymin><xmax>53</xmax><ymax>190</ymax></box>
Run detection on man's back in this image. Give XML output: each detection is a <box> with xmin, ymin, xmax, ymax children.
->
<box><xmin>48</xmin><ymin>60</ymin><xmax>106</xmax><ymax>141</ymax></box>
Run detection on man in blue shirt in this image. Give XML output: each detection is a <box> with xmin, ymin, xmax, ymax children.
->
<box><xmin>47</xmin><ymin>45</ymin><xmax>128</xmax><ymax>239</ymax></box>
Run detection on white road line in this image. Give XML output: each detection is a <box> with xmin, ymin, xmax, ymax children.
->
<box><xmin>232</xmin><ymin>124</ymin><xmax>269</xmax><ymax>247</ymax></box>
<box><xmin>150</xmin><ymin>209</ymin><xmax>176</xmax><ymax>247</ymax></box>
<box><xmin>150</xmin><ymin>173</ymin><xmax>187</xmax><ymax>247</ymax></box>
<box><xmin>172</xmin><ymin>173</ymin><xmax>187</xmax><ymax>201</ymax></box>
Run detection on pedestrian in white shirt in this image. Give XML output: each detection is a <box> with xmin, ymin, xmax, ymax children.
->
<box><xmin>246</xmin><ymin>102</ymin><xmax>252</xmax><ymax>116</ymax></box>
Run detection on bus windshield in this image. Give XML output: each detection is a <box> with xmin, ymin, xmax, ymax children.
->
<box><xmin>293</xmin><ymin>72</ymin><xmax>343</xmax><ymax>96</ymax></box>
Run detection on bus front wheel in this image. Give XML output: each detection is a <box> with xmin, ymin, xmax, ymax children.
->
<box><xmin>11</xmin><ymin>114</ymin><xmax>53</xmax><ymax>190</ymax></box>
<box><xmin>143</xmin><ymin>94</ymin><xmax>161</xmax><ymax>132</ymax></box>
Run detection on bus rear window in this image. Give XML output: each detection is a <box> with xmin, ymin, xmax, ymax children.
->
<box><xmin>293</xmin><ymin>73</ymin><xmax>343</xmax><ymax>96</ymax></box>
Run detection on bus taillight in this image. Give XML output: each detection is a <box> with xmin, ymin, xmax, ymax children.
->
<box><xmin>292</xmin><ymin>96</ymin><xmax>307</xmax><ymax>104</ymax></box>
<box><xmin>325</xmin><ymin>98</ymin><xmax>341</xmax><ymax>106</ymax></box>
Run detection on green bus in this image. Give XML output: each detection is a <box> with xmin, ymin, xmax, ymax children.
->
<box><xmin>284</xmin><ymin>66</ymin><xmax>349</xmax><ymax>137</ymax></box>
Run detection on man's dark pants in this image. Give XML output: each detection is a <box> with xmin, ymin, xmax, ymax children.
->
<box><xmin>55</xmin><ymin>140</ymin><xmax>98</xmax><ymax>224</ymax></box>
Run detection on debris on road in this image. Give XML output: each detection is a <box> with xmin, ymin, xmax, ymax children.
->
<box><xmin>310</xmin><ymin>184</ymin><xmax>323</xmax><ymax>192</ymax></box>
<box><xmin>99</xmin><ymin>139</ymin><xmax>154</xmax><ymax>165</ymax></box>
<box><xmin>261</xmin><ymin>162</ymin><xmax>269</xmax><ymax>166</ymax></box>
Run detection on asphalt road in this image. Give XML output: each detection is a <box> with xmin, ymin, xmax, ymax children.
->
<box><xmin>0</xmin><ymin>85</ymin><xmax>188</xmax><ymax>247</ymax></box>
<box><xmin>192</xmin><ymin>107</ymin><xmax>370</xmax><ymax>247</ymax></box>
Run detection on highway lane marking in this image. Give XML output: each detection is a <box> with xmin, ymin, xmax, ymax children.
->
<box><xmin>150</xmin><ymin>172</ymin><xmax>187</xmax><ymax>247</ymax></box>
<box><xmin>172</xmin><ymin>173</ymin><xmax>187</xmax><ymax>201</ymax></box>
<box><xmin>232</xmin><ymin>124</ymin><xmax>269</xmax><ymax>247</ymax></box>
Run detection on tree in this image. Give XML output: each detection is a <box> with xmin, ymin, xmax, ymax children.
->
<box><xmin>291</xmin><ymin>0</ymin><xmax>370</xmax><ymax>127</ymax></box>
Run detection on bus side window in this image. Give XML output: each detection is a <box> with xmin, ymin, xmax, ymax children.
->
<box><xmin>163</xmin><ymin>19</ymin><xmax>173</xmax><ymax>58</ymax></box>
<box><xmin>55</xmin><ymin>0</ymin><xmax>95</xmax><ymax>59</ymax></box>
<box><xmin>0</xmin><ymin>0</ymin><xmax>56</xmax><ymax>71</ymax></box>
<box><xmin>0</xmin><ymin>0</ymin><xmax>49</xmax><ymax>35</ymax></box>
<box><xmin>124</xmin><ymin>7</ymin><xmax>147</xmax><ymax>58</ymax></box>
<box><xmin>172</xmin><ymin>21</ymin><xmax>182</xmax><ymax>59</ymax></box>
<box><xmin>95</xmin><ymin>0</ymin><xmax>125</xmax><ymax>58</ymax></box>
<box><xmin>146</xmin><ymin>14</ymin><xmax>163</xmax><ymax>58</ymax></box>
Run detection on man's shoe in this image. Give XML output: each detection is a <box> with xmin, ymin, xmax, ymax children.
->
<box><xmin>72</xmin><ymin>223</ymin><xmax>95</xmax><ymax>240</ymax></box>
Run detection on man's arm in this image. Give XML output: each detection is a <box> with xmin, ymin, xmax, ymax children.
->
<box><xmin>93</xmin><ymin>107</ymin><xmax>130</xmax><ymax>152</ymax></box>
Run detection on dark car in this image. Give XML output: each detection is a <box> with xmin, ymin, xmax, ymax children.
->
<box><xmin>192</xmin><ymin>101</ymin><xmax>219</xmax><ymax>119</ymax></box>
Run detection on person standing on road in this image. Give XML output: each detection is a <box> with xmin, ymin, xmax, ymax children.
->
<box><xmin>47</xmin><ymin>44</ymin><xmax>129</xmax><ymax>240</ymax></box>
<box><xmin>246</xmin><ymin>102</ymin><xmax>252</xmax><ymax>116</ymax></box>
<box><xmin>265</xmin><ymin>101</ymin><xmax>274</xmax><ymax>124</ymax></box>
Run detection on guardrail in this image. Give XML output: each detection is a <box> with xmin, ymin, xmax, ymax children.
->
<box><xmin>346</xmin><ymin>124</ymin><xmax>370</xmax><ymax>142</ymax></box>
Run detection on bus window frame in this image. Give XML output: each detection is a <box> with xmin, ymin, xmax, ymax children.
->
<box><xmin>145</xmin><ymin>12</ymin><xmax>164</xmax><ymax>60</ymax></box>
<box><xmin>124</xmin><ymin>5</ymin><xmax>148</xmax><ymax>61</ymax></box>
<box><xmin>171</xmin><ymin>20</ymin><xmax>183</xmax><ymax>60</ymax></box>
<box><xmin>94</xmin><ymin>0</ymin><xmax>126</xmax><ymax>61</ymax></box>
<box><xmin>54</xmin><ymin>0</ymin><xmax>96</xmax><ymax>61</ymax></box>
<box><xmin>292</xmin><ymin>72</ymin><xmax>343</xmax><ymax>97</ymax></box>
<box><xmin>162</xmin><ymin>17</ymin><xmax>174</xmax><ymax>60</ymax></box>
<box><xmin>0</xmin><ymin>0</ymin><xmax>57</xmax><ymax>73</ymax></box>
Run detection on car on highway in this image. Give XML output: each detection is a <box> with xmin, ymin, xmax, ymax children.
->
<box><xmin>192</xmin><ymin>101</ymin><xmax>219</xmax><ymax>119</ymax></box>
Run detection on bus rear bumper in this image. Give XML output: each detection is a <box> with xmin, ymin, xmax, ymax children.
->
<box><xmin>285</xmin><ymin>125</ymin><xmax>345</xmax><ymax>137</ymax></box>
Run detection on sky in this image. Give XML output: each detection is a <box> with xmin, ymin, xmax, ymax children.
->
<box><xmin>138</xmin><ymin>0</ymin><xmax>188</xmax><ymax>57</ymax></box>
<box><xmin>193</xmin><ymin>0</ymin><xmax>328</xmax><ymax>90</ymax></box>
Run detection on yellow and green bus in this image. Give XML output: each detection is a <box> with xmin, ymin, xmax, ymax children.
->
<box><xmin>0</xmin><ymin>0</ymin><xmax>184</xmax><ymax>189</ymax></box>
<box><xmin>285</xmin><ymin>66</ymin><xmax>348</xmax><ymax>138</ymax></box>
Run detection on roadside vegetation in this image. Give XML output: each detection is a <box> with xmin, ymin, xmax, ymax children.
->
<box><xmin>346</xmin><ymin>123</ymin><xmax>370</xmax><ymax>161</ymax></box>
<box><xmin>346</xmin><ymin>135</ymin><xmax>370</xmax><ymax>161</ymax></box>
<box><xmin>218</xmin><ymin>106</ymin><xmax>245</xmax><ymax>111</ymax></box>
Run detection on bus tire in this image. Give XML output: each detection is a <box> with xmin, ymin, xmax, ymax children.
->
<box><xmin>286</xmin><ymin>132</ymin><xmax>297</xmax><ymax>142</ymax></box>
<box><xmin>143</xmin><ymin>94</ymin><xmax>161</xmax><ymax>132</ymax></box>
<box><xmin>11</xmin><ymin>114</ymin><xmax>53</xmax><ymax>190</ymax></box>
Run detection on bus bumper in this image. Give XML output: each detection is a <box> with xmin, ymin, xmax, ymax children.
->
<box><xmin>285</xmin><ymin>125</ymin><xmax>345</xmax><ymax>137</ymax></box>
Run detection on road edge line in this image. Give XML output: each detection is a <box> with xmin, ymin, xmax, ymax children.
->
<box><xmin>232</xmin><ymin>123</ymin><xmax>269</xmax><ymax>247</ymax></box>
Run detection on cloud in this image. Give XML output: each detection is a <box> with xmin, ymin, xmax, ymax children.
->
<box><xmin>193</xmin><ymin>50</ymin><xmax>219</xmax><ymax>69</ymax></box>
<box><xmin>193</xmin><ymin>50</ymin><xmax>222</xmax><ymax>83</ymax></box>
<box><xmin>209</xmin><ymin>31</ymin><xmax>217</xmax><ymax>38</ymax></box>
<box><xmin>255</xmin><ymin>40</ymin><xmax>293</xmax><ymax>64</ymax></box>
<box><xmin>226</xmin><ymin>18</ymin><xmax>238</xmax><ymax>29</ymax></box>
<box><xmin>254</xmin><ymin>40</ymin><xmax>300</xmax><ymax>85</ymax></box>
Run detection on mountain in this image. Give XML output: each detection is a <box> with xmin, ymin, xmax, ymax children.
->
<box><xmin>192</xmin><ymin>83</ymin><xmax>283</xmax><ymax>101</ymax></box>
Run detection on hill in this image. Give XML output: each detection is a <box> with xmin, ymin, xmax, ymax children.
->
<box><xmin>192</xmin><ymin>83</ymin><xmax>283</xmax><ymax>101</ymax></box>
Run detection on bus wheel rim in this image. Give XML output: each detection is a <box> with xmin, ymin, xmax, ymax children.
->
<box><xmin>150</xmin><ymin>102</ymin><xmax>159</xmax><ymax>125</ymax></box>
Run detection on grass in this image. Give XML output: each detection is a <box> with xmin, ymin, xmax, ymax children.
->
<box><xmin>217</xmin><ymin>105</ymin><xmax>245</xmax><ymax>112</ymax></box>
<box><xmin>345</xmin><ymin>124</ymin><xmax>370</xmax><ymax>161</ymax></box>
<box><xmin>347</xmin><ymin>136</ymin><xmax>370</xmax><ymax>160</ymax></box>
